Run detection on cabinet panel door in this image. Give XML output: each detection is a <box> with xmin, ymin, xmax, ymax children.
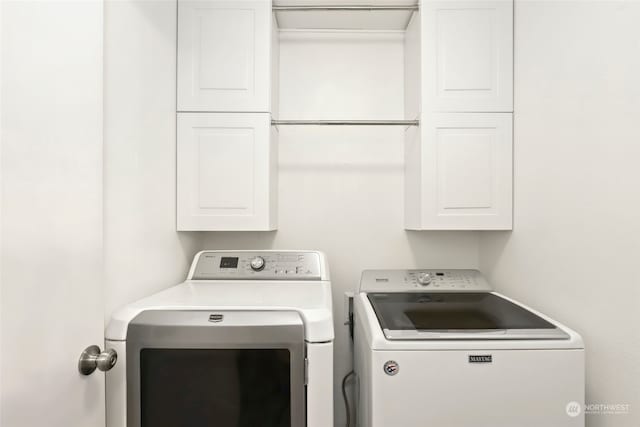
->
<box><xmin>422</xmin><ymin>0</ymin><xmax>513</xmax><ymax>112</ymax></box>
<box><xmin>177</xmin><ymin>113</ymin><xmax>276</xmax><ymax>230</ymax></box>
<box><xmin>420</xmin><ymin>113</ymin><xmax>512</xmax><ymax>229</ymax></box>
<box><xmin>178</xmin><ymin>0</ymin><xmax>271</xmax><ymax>112</ymax></box>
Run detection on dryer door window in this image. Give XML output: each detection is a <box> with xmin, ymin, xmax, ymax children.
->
<box><xmin>140</xmin><ymin>349</ymin><xmax>291</xmax><ymax>427</ymax></box>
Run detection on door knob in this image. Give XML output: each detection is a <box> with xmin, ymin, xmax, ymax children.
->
<box><xmin>78</xmin><ymin>345</ymin><xmax>117</xmax><ymax>375</ymax></box>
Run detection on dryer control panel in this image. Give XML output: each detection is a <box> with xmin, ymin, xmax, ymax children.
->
<box><xmin>189</xmin><ymin>251</ymin><xmax>324</xmax><ymax>281</ymax></box>
<box><xmin>359</xmin><ymin>269</ymin><xmax>492</xmax><ymax>292</ymax></box>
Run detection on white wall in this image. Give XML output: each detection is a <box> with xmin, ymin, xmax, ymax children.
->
<box><xmin>199</xmin><ymin>31</ymin><xmax>481</xmax><ymax>424</ymax></box>
<box><xmin>480</xmin><ymin>2</ymin><xmax>640</xmax><ymax>426</ymax></box>
<box><xmin>103</xmin><ymin>0</ymin><xmax>200</xmax><ymax>320</ymax></box>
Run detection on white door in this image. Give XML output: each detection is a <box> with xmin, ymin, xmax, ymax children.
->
<box><xmin>1</xmin><ymin>2</ymin><xmax>106</xmax><ymax>427</ymax></box>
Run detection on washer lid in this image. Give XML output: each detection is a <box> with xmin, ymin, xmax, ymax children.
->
<box><xmin>367</xmin><ymin>293</ymin><xmax>570</xmax><ymax>340</ymax></box>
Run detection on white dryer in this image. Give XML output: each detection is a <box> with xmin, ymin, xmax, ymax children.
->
<box><xmin>105</xmin><ymin>250</ymin><xmax>333</xmax><ymax>427</ymax></box>
<box><xmin>354</xmin><ymin>269</ymin><xmax>585</xmax><ymax>427</ymax></box>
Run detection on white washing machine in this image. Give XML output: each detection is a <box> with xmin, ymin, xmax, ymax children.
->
<box><xmin>105</xmin><ymin>250</ymin><xmax>333</xmax><ymax>427</ymax></box>
<box><xmin>354</xmin><ymin>269</ymin><xmax>585</xmax><ymax>427</ymax></box>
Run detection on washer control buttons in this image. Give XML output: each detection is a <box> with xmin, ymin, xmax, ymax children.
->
<box><xmin>417</xmin><ymin>272</ymin><xmax>433</xmax><ymax>286</ymax></box>
<box><xmin>249</xmin><ymin>256</ymin><xmax>266</xmax><ymax>272</ymax></box>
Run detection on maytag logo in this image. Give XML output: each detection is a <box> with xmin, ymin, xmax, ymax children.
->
<box><xmin>469</xmin><ymin>355</ymin><xmax>492</xmax><ymax>363</ymax></box>
<box><xmin>209</xmin><ymin>314</ymin><xmax>224</xmax><ymax>323</ymax></box>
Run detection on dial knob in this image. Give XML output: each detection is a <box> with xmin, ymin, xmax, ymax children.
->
<box><xmin>417</xmin><ymin>272</ymin><xmax>433</xmax><ymax>286</ymax></box>
<box><xmin>249</xmin><ymin>256</ymin><xmax>265</xmax><ymax>271</ymax></box>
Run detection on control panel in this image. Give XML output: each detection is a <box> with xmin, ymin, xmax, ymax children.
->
<box><xmin>359</xmin><ymin>269</ymin><xmax>492</xmax><ymax>293</ymax></box>
<box><xmin>189</xmin><ymin>251</ymin><xmax>323</xmax><ymax>281</ymax></box>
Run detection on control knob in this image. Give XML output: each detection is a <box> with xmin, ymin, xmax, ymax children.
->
<box><xmin>249</xmin><ymin>256</ymin><xmax>266</xmax><ymax>272</ymax></box>
<box><xmin>417</xmin><ymin>272</ymin><xmax>433</xmax><ymax>286</ymax></box>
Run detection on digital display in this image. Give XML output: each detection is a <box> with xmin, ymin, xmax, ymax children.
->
<box><xmin>219</xmin><ymin>257</ymin><xmax>239</xmax><ymax>269</ymax></box>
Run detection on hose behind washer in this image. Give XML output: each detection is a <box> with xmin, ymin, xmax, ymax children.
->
<box><xmin>342</xmin><ymin>370</ymin><xmax>356</xmax><ymax>427</ymax></box>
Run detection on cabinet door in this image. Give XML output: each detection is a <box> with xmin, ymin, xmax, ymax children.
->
<box><xmin>422</xmin><ymin>0</ymin><xmax>513</xmax><ymax>112</ymax></box>
<box><xmin>406</xmin><ymin>113</ymin><xmax>512</xmax><ymax>230</ymax></box>
<box><xmin>177</xmin><ymin>113</ymin><xmax>277</xmax><ymax>231</ymax></box>
<box><xmin>177</xmin><ymin>0</ymin><xmax>272</xmax><ymax>112</ymax></box>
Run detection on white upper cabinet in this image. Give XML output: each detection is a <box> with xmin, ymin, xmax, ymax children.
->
<box><xmin>177</xmin><ymin>113</ymin><xmax>277</xmax><ymax>231</ymax></box>
<box><xmin>174</xmin><ymin>0</ymin><xmax>513</xmax><ymax>231</ymax></box>
<box><xmin>177</xmin><ymin>0</ymin><xmax>278</xmax><ymax>231</ymax></box>
<box><xmin>177</xmin><ymin>0</ymin><xmax>274</xmax><ymax>112</ymax></box>
<box><xmin>406</xmin><ymin>0</ymin><xmax>513</xmax><ymax>114</ymax></box>
<box><xmin>405</xmin><ymin>0</ymin><xmax>514</xmax><ymax>230</ymax></box>
<box><xmin>405</xmin><ymin>113</ymin><xmax>513</xmax><ymax>230</ymax></box>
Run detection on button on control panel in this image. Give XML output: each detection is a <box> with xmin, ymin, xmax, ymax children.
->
<box><xmin>249</xmin><ymin>256</ymin><xmax>265</xmax><ymax>271</ymax></box>
<box><xmin>360</xmin><ymin>269</ymin><xmax>492</xmax><ymax>292</ymax></box>
<box><xmin>191</xmin><ymin>251</ymin><xmax>323</xmax><ymax>281</ymax></box>
<box><xmin>416</xmin><ymin>272</ymin><xmax>433</xmax><ymax>286</ymax></box>
<box><xmin>405</xmin><ymin>270</ymin><xmax>478</xmax><ymax>289</ymax></box>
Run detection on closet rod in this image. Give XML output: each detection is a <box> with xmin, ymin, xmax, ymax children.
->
<box><xmin>271</xmin><ymin>119</ymin><xmax>419</xmax><ymax>126</ymax></box>
<box><xmin>272</xmin><ymin>5</ymin><xmax>419</xmax><ymax>12</ymax></box>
